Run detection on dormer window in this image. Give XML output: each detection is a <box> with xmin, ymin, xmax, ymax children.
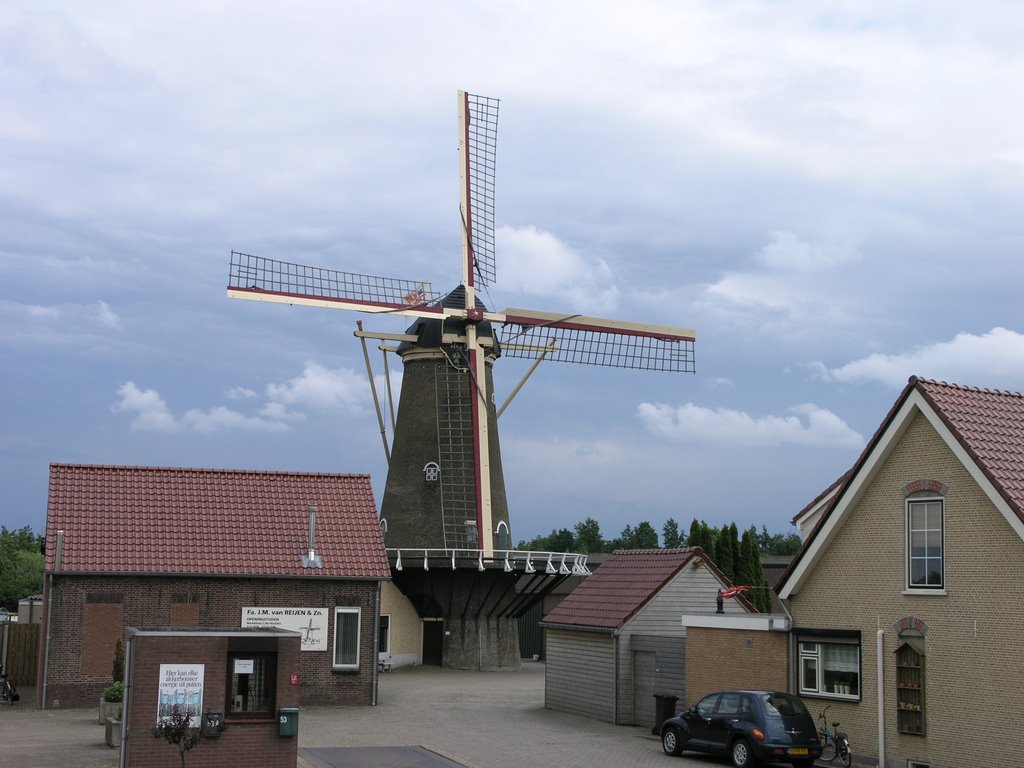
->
<box><xmin>423</xmin><ymin>462</ymin><xmax>440</xmax><ymax>483</ymax></box>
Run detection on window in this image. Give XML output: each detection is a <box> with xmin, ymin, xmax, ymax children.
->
<box><xmin>907</xmin><ymin>498</ymin><xmax>943</xmax><ymax>589</ymax></box>
<box><xmin>227</xmin><ymin>652</ymin><xmax>275</xmax><ymax>717</ymax></box>
<box><xmin>333</xmin><ymin>607</ymin><xmax>361</xmax><ymax>669</ymax></box>
<box><xmin>799</xmin><ymin>641</ymin><xmax>860</xmax><ymax>698</ymax></box>
<box><xmin>378</xmin><ymin>614</ymin><xmax>390</xmax><ymax>653</ymax></box>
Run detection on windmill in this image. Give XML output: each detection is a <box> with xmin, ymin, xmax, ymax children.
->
<box><xmin>228</xmin><ymin>91</ymin><xmax>695</xmax><ymax>553</ymax></box>
<box><xmin>227</xmin><ymin>91</ymin><xmax>696</xmax><ymax>668</ymax></box>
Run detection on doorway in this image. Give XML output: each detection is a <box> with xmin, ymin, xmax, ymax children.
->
<box><xmin>422</xmin><ymin>620</ymin><xmax>444</xmax><ymax>666</ymax></box>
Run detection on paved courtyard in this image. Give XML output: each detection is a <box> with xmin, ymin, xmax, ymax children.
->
<box><xmin>0</xmin><ymin>662</ymin><xmax>737</xmax><ymax>768</ymax></box>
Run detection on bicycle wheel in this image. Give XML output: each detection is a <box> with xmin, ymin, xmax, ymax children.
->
<box><xmin>838</xmin><ymin>739</ymin><xmax>852</xmax><ymax>768</ymax></box>
<box><xmin>820</xmin><ymin>731</ymin><xmax>836</xmax><ymax>762</ymax></box>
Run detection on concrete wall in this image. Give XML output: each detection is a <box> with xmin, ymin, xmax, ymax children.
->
<box><xmin>39</xmin><ymin>574</ymin><xmax>379</xmax><ymax>709</ymax></box>
<box><xmin>122</xmin><ymin>629</ymin><xmax>299</xmax><ymax>768</ymax></box>
<box><xmin>789</xmin><ymin>410</ymin><xmax>1024</xmax><ymax>768</ymax></box>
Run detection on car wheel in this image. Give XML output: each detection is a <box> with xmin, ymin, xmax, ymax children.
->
<box><xmin>730</xmin><ymin>737</ymin><xmax>757</xmax><ymax>768</ymax></box>
<box><xmin>661</xmin><ymin>725</ymin><xmax>684</xmax><ymax>756</ymax></box>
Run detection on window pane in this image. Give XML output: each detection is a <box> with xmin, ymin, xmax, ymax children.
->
<box><xmin>378</xmin><ymin>615</ymin><xmax>390</xmax><ymax>653</ymax></box>
<box><xmin>801</xmin><ymin>657</ymin><xmax>818</xmax><ymax>691</ymax></box>
<box><xmin>822</xmin><ymin>643</ymin><xmax>859</xmax><ymax>696</ymax></box>
<box><xmin>334</xmin><ymin>609</ymin><xmax>360</xmax><ymax>667</ymax></box>
<box><xmin>229</xmin><ymin>654</ymin><xmax>274</xmax><ymax>714</ymax></box>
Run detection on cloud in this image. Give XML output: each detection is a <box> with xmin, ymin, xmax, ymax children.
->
<box><xmin>97</xmin><ymin>301</ymin><xmax>121</xmax><ymax>329</ymax></box>
<box><xmin>755</xmin><ymin>230</ymin><xmax>859</xmax><ymax>271</ymax></box>
<box><xmin>265</xmin><ymin>362</ymin><xmax>368</xmax><ymax>413</ymax></box>
<box><xmin>226</xmin><ymin>387</ymin><xmax>258</xmax><ymax>400</ymax></box>
<box><xmin>637</xmin><ymin>401</ymin><xmax>864</xmax><ymax>448</ymax></box>
<box><xmin>813</xmin><ymin>327</ymin><xmax>1024</xmax><ymax>388</ymax></box>
<box><xmin>698</xmin><ymin>230</ymin><xmax>865</xmax><ymax>338</ymax></box>
<box><xmin>182</xmin><ymin>406</ymin><xmax>292</xmax><ymax>434</ymax></box>
<box><xmin>112</xmin><ymin>382</ymin><xmax>179</xmax><ymax>433</ymax></box>
<box><xmin>497</xmin><ymin>225</ymin><xmax>620</xmax><ymax>313</ymax></box>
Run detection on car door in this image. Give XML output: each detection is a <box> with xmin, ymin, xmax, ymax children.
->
<box><xmin>706</xmin><ymin>691</ymin><xmax>742</xmax><ymax>750</ymax></box>
<box><xmin>683</xmin><ymin>693</ymin><xmax>721</xmax><ymax>748</ymax></box>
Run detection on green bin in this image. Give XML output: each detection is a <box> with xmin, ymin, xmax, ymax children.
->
<box><xmin>278</xmin><ymin>707</ymin><xmax>299</xmax><ymax>737</ymax></box>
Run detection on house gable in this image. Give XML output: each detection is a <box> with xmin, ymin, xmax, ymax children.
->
<box><xmin>780</xmin><ymin>384</ymin><xmax>1024</xmax><ymax>599</ymax></box>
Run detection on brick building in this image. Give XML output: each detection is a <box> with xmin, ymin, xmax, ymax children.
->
<box><xmin>38</xmin><ymin>464</ymin><xmax>390</xmax><ymax>709</ymax></box>
<box><xmin>778</xmin><ymin>377</ymin><xmax>1024</xmax><ymax>768</ymax></box>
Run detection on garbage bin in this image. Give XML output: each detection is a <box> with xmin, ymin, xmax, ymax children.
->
<box><xmin>278</xmin><ymin>707</ymin><xmax>299</xmax><ymax>737</ymax></box>
<box><xmin>652</xmin><ymin>694</ymin><xmax>678</xmax><ymax>735</ymax></box>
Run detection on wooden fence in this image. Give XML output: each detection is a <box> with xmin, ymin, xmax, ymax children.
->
<box><xmin>4</xmin><ymin>622</ymin><xmax>40</xmax><ymax>686</ymax></box>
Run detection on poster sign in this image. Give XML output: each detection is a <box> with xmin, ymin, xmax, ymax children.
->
<box><xmin>157</xmin><ymin>664</ymin><xmax>204</xmax><ymax>726</ymax></box>
<box><xmin>234</xmin><ymin>658</ymin><xmax>254</xmax><ymax>674</ymax></box>
<box><xmin>241</xmin><ymin>606</ymin><xmax>327</xmax><ymax>651</ymax></box>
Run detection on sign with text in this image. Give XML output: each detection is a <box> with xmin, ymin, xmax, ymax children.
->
<box><xmin>157</xmin><ymin>663</ymin><xmax>204</xmax><ymax>727</ymax></box>
<box><xmin>241</xmin><ymin>606</ymin><xmax>327</xmax><ymax>651</ymax></box>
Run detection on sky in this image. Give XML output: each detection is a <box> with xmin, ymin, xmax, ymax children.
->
<box><xmin>3</xmin><ymin>2</ymin><xmax>1023</xmax><ymax>545</ymax></box>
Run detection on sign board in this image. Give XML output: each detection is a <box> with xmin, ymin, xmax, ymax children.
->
<box><xmin>241</xmin><ymin>607</ymin><xmax>327</xmax><ymax>651</ymax></box>
<box><xmin>157</xmin><ymin>663</ymin><xmax>204</xmax><ymax>726</ymax></box>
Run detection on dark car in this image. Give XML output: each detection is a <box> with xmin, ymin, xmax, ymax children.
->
<box><xmin>660</xmin><ymin>690</ymin><xmax>822</xmax><ymax>768</ymax></box>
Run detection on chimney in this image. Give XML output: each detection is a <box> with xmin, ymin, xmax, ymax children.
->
<box><xmin>301</xmin><ymin>506</ymin><xmax>323</xmax><ymax>568</ymax></box>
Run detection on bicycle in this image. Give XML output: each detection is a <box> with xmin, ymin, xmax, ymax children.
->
<box><xmin>817</xmin><ymin>706</ymin><xmax>851</xmax><ymax>767</ymax></box>
<box><xmin>1</xmin><ymin>665</ymin><xmax>19</xmax><ymax>705</ymax></box>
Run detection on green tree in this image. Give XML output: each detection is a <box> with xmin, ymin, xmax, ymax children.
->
<box><xmin>714</xmin><ymin>525</ymin><xmax>735</xmax><ymax>582</ymax></box>
<box><xmin>633</xmin><ymin>521</ymin><xmax>659</xmax><ymax>549</ymax></box>
<box><xmin>610</xmin><ymin>523</ymin><xmax>635</xmax><ymax>550</ymax></box>
<box><xmin>574</xmin><ymin>517</ymin><xmax>606</xmax><ymax>553</ymax></box>
<box><xmin>763</xmin><ymin>530</ymin><xmax>802</xmax><ymax>556</ymax></box>
<box><xmin>738</xmin><ymin>527</ymin><xmax>772</xmax><ymax>612</ymax></box>
<box><xmin>687</xmin><ymin>518</ymin><xmax>716</xmax><ymax>553</ymax></box>
<box><xmin>662</xmin><ymin>518</ymin><xmax>682</xmax><ymax>548</ymax></box>
<box><xmin>0</xmin><ymin>526</ymin><xmax>44</xmax><ymax>611</ymax></box>
<box><xmin>516</xmin><ymin>527</ymin><xmax>575</xmax><ymax>552</ymax></box>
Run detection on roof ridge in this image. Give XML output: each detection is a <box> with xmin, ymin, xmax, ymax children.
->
<box><xmin>913</xmin><ymin>376</ymin><xmax>1024</xmax><ymax>399</ymax></box>
<box><xmin>49</xmin><ymin>462</ymin><xmax>371</xmax><ymax>479</ymax></box>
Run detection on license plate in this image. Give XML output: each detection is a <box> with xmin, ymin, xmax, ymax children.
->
<box><xmin>789</xmin><ymin>748</ymin><xmax>809</xmax><ymax>756</ymax></box>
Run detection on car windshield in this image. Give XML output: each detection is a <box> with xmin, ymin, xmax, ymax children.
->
<box><xmin>762</xmin><ymin>693</ymin><xmax>810</xmax><ymax>718</ymax></box>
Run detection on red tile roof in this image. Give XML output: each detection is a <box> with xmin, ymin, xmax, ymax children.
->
<box><xmin>541</xmin><ymin>547</ymin><xmax>722</xmax><ymax>629</ymax></box>
<box><xmin>916</xmin><ymin>378</ymin><xmax>1024</xmax><ymax>520</ymax></box>
<box><xmin>45</xmin><ymin>464</ymin><xmax>390</xmax><ymax>579</ymax></box>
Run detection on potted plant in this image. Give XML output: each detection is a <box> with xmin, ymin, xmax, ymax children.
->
<box><xmin>99</xmin><ymin>639</ymin><xmax>125</xmax><ymax>724</ymax></box>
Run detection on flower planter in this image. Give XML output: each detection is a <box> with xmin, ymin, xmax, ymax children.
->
<box><xmin>99</xmin><ymin>698</ymin><xmax>123</xmax><ymax>725</ymax></box>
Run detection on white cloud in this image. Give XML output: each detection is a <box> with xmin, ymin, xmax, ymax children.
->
<box><xmin>227</xmin><ymin>387</ymin><xmax>258</xmax><ymax>400</ymax></box>
<box><xmin>97</xmin><ymin>301</ymin><xmax>121</xmax><ymax>329</ymax></box>
<box><xmin>698</xmin><ymin>230</ymin><xmax>864</xmax><ymax>338</ymax></box>
<box><xmin>637</xmin><ymin>400</ymin><xmax>863</xmax><ymax>448</ymax></box>
<box><xmin>265</xmin><ymin>362</ymin><xmax>368</xmax><ymax>413</ymax></box>
<box><xmin>112</xmin><ymin>382</ymin><xmax>179</xmax><ymax>433</ymax></box>
<box><xmin>497</xmin><ymin>225</ymin><xmax>620</xmax><ymax>314</ymax></box>
<box><xmin>814</xmin><ymin>327</ymin><xmax>1024</xmax><ymax>388</ymax></box>
<box><xmin>182</xmin><ymin>406</ymin><xmax>291</xmax><ymax>433</ymax></box>
<box><xmin>756</xmin><ymin>230</ymin><xmax>859</xmax><ymax>271</ymax></box>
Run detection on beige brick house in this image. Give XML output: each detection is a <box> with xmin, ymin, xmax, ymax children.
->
<box><xmin>778</xmin><ymin>377</ymin><xmax>1024</xmax><ymax>768</ymax></box>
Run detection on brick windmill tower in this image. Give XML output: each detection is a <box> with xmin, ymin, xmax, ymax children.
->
<box><xmin>227</xmin><ymin>91</ymin><xmax>696</xmax><ymax>669</ymax></box>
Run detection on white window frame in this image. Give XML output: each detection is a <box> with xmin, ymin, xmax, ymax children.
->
<box><xmin>798</xmin><ymin>639</ymin><xmax>860</xmax><ymax>700</ymax></box>
<box><xmin>333</xmin><ymin>607</ymin><xmax>361</xmax><ymax>669</ymax></box>
<box><xmin>906</xmin><ymin>497</ymin><xmax>944</xmax><ymax>591</ymax></box>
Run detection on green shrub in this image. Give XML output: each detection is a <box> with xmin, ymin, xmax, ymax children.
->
<box><xmin>102</xmin><ymin>681</ymin><xmax>123</xmax><ymax>703</ymax></box>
